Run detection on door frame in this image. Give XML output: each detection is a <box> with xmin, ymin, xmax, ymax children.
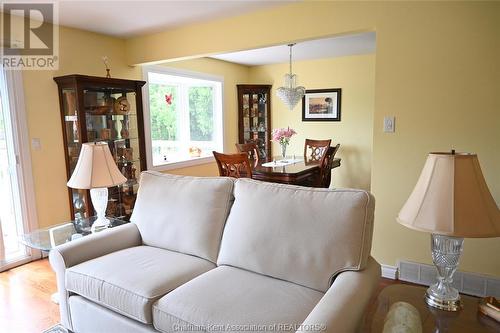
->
<box><xmin>0</xmin><ymin>67</ymin><xmax>40</xmax><ymax>270</ymax></box>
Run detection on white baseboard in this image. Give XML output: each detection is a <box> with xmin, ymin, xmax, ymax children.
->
<box><xmin>381</xmin><ymin>264</ymin><xmax>398</xmax><ymax>279</ymax></box>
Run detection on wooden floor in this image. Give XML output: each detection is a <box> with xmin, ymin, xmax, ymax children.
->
<box><xmin>0</xmin><ymin>259</ymin><xmax>59</xmax><ymax>332</ymax></box>
<box><xmin>0</xmin><ymin>259</ymin><xmax>404</xmax><ymax>332</ymax></box>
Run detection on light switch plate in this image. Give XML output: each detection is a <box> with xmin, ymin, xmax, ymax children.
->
<box><xmin>31</xmin><ymin>138</ymin><xmax>41</xmax><ymax>150</ymax></box>
<box><xmin>384</xmin><ymin>116</ymin><xmax>395</xmax><ymax>133</ymax></box>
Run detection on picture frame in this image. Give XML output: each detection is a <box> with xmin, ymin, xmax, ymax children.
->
<box><xmin>302</xmin><ymin>88</ymin><xmax>341</xmax><ymax>121</ymax></box>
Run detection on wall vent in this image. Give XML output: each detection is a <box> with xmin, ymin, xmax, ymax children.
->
<box><xmin>397</xmin><ymin>260</ymin><xmax>500</xmax><ymax>298</ymax></box>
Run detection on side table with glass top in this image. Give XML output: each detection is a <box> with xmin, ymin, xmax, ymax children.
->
<box><xmin>363</xmin><ymin>284</ymin><xmax>500</xmax><ymax>332</ymax></box>
<box><xmin>20</xmin><ymin>216</ymin><xmax>128</xmax><ymax>252</ymax></box>
<box><xmin>19</xmin><ymin>216</ymin><xmax>128</xmax><ymax>303</ymax></box>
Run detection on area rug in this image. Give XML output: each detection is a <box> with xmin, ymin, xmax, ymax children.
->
<box><xmin>42</xmin><ymin>324</ymin><xmax>67</xmax><ymax>333</ymax></box>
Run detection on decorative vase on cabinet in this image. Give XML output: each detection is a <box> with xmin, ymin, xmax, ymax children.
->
<box><xmin>54</xmin><ymin>74</ymin><xmax>146</xmax><ymax>221</ymax></box>
<box><xmin>237</xmin><ymin>85</ymin><xmax>272</xmax><ymax>159</ymax></box>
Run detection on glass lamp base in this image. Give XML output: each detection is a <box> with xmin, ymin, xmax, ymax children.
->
<box><xmin>425</xmin><ymin>234</ymin><xmax>464</xmax><ymax>312</ymax></box>
<box><xmin>90</xmin><ymin>187</ymin><xmax>110</xmax><ymax>232</ymax></box>
<box><xmin>90</xmin><ymin>217</ymin><xmax>110</xmax><ymax>232</ymax></box>
<box><xmin>425</xmin><ymin>288</ymin><xmax>462</xmax><ymax>311</ymax></box>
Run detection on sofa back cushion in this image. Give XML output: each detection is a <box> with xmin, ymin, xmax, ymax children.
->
<box><xmin>217</xmin><ymin>179</ymin><xmax>375</xmax><ymax>292</ymax></box>
<box><xmin>131</xmin><ymin>171</ymin><xmax>234</xmax><ymax>263</ymax></box>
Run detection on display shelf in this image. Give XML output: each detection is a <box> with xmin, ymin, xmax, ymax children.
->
<box><xmin>97</xmin><ymin>137</ymin><xmax>139</xmax><ymax>143</ymax></box>
<box><xmin>85</xmin><ymin>112</ymin><xmax>137</xmax><ymax>117</ymax></box>
<box><xmin>237</xmin><ymin>85</ymin><xmax>272</xmax><ymax>159</ymax></box>
<box><xmin>54</xmin><ymin>74</ymin><xmax>146</xmax><ymax>221</ymax></box>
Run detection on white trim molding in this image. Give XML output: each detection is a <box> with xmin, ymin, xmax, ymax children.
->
<box><xmin>156</xmin><ymin>156</ymin><xmax>215</xmax><ymax>171</ymax></box>
<box><xmin>381</xmin><ymin>264</ymin><xmax>399</xmax><ymax>280</ymax></box>
<box><xmin>4</xmin><ymin>70</ymin><xmax>39</xmax><ymax>231</ymax></box>
<box><xmin>0</xmin><ymin>67</ymin><xmax>40</xmax><ymax>262</ymax></box>
<box><xmin>0</xmin><ymin>256</ymin><xmax>32</xmax><ymax>273</ymax></box>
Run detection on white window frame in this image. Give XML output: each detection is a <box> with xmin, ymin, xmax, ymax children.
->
<box><xmin>142</xmin><ymin>65</ymin><xmax>224</xmax><ymax>171</ymax></box>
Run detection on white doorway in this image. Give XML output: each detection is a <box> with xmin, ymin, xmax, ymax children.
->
<box><xmin>0</xmin><ymin>66</ymin><xmax>38</xmax><ymax>271</ymax></box>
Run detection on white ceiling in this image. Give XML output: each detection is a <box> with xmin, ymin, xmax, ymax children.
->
<box><xmin>210</xmin><ymin>32</ymin><xmax>376</xmax><ymax>66</ymax></box>
<box><xmin>51</xmin><ymin>0</ymin><xmax>296</xmax><ymax>38</ymax></box>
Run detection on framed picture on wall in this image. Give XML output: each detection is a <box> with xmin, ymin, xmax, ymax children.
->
<box><xmin>302</xmin><ymin>88</ymin><xmax>341</xmax><ymax>121</ymax></box>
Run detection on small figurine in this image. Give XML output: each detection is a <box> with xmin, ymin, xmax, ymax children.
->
<box><xmin>120</xmin><ymin>119</ymin><xmax>129</xmax><ymax>138</ymax></box>
<box><xmin>102</xmin><ymin>56</ymin><xmax>111</xmax><ymax>78</ymax></box>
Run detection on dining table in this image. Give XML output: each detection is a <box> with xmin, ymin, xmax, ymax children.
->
<box><xmin>251</xmin><ymin>156</ymin><xmax>341</xmax><ymax>186</ymax></box>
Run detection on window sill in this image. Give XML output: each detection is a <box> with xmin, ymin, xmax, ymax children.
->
<box><xmin>148</xmin><ymin>156</ymin><xmax>215</xmax><ymax>172</ymax></box>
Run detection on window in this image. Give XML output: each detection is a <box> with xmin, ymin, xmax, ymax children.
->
<box><xmin>143</xmin><ymin>67</ymin><xmax>223</xmax><ymax>170</ymax></box>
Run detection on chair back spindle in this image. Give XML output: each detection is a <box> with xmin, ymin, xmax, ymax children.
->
<box><xmin>235</xmin><ymin>143</ymin><xmax>260</xmax><ymax>166</ymax></box>
<box><xmin>304</xmin><ymin>139</ymin><xmax>332</xmax><ymax>161</ymax></box>
<box><xmin>317</xmin><ymin>144</ymin><xmax>340</xmax><ymax>188</ymax></box>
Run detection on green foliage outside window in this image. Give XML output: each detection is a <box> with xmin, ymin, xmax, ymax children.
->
<box><xmin>189</xmin><ymin>87</ymin><xmax>213</xmax><ymax>141</ymax></box>
<box><xmin>149</xmin><ymin>83</ymin><xmax>214</xmax><ymax>142</ymax></box>
<box><xmin>148</xmin><ymin>83</ymin><xmax>177</xmax><ymax>140</ymax></box>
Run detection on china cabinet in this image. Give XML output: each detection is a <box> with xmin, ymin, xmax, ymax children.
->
<box><xmin>237</xmin><ymin>85</ymin><xmax>272</xmax><ymax>159</ymax></box>
<box><xmin>54</xmin><ymin>74</ymin><xmax>146</xmax><ymax>221</ymax></box>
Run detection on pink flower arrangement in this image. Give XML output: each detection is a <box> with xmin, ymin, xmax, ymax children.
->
<box><xmin>271</xmin><ymin>127</ymin><xmax>297</xmax><ymax>146</ymax></box>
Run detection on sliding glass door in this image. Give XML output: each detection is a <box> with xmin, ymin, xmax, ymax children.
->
<box><xmin>0</xmin><ymin>67</ymin><xmax>36</xmax><ymax>270</ymax></box>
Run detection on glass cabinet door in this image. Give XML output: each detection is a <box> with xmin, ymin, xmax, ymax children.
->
<box><xmin>62</xmin><ymin>88</ymin><xmax>89</xmax><ymax>220</ymax></box>
<box><xmin>238</xmin><ymin>85</ymin><xmax>271</xmax><ymax>159</ymax></box>
<box><xmin>55</xmin><ymin>74</ymin><xmax>146</xmax><ymax>222</ymax></box>
<box><xmin>83</xmin><ymin>89</ymin><xmax>141</xmax><ymax>220</ymax></box>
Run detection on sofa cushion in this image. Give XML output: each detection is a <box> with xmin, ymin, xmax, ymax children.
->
<box><xmin>69</xmin><ymin>296</ymin><xmax>157</xmax><ymax>333</ymax></box>
<box><xmin>131</xmin><ymin>171</ymin><xmax>234</xmax><ymax>263</ymax></box>
<box><xmin>152</xmin><ymin>266</ymin><xmax>323</xmax><ymax>333</ymax></box>
<box><xmin>217</xmin><ymin>179</ymin><xmax>375</xmax><ymax>292</ymax></box>
<box><xmin>65</xmin><ymin>246</ymin><xmax>215</xmax><ymax>324</ymax></box>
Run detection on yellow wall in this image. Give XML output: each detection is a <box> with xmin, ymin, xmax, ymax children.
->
<box><xmin>21</xmin><ymin>25</ymin><xmax>140</xmax><ymax>228</ymax></box>
<box><xmin>125</xmin><ymin>1</ymin><xmax>500</xmax><ymax>276</ymax></box>
<box><xmin>248</xmin><ymin>54</ymin><xmax>375</xmax><ymax>190</ymax></box>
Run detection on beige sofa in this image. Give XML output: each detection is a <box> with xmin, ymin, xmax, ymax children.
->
<box><xmin>50</xmin><ymin>171</ymin><xmax>380</xmax><ymax>333</ymax></box>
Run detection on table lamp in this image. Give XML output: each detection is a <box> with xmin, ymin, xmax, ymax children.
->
<box><xmin>397</xmin><ymin>151</ymin><xmax>500</xmax><ymax>311</ymax></box>
<box><xmin>67</xmin><ymin>142</ymin><xmax>127</xmax><ymax>231</ymax></box>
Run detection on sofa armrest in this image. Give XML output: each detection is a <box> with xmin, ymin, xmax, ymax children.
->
<box><xmin>49</xmin><ymin>223</ymin><xmax>142</xmax><ymax>330</ymax></box>
<box><xmin>297</xmin><ymin>256</ymin><xmax>381</xmax><ymax>333</ymax></box>
<box><xmin>49</xmin><ymin>223</ymin><xmax>142</xmax><ymax>268</ymax></box>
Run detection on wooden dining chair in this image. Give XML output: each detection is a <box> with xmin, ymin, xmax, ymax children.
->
<box><xmin>304</xmin><ymin>139</ymin><xmax>332</xmax><ymax>161</ymax></box>
<box><xmin>213</xmin><ymin>151</ymin><xmax>253</xmax><ymax>178</ymax></box>
<box><xmin>235</xmin><ymin>143</ymin><xmax>260</xmax><ymax>162</ymax></box>
<box><xmin>317</xmin><ymin>144</ymin><xmax>340</xmax><ymax>188</ymax></box>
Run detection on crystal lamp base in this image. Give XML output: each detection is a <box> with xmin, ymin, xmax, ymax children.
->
<box><xmin>90</xmin><ymin>187</ymin><xmax>110</xmax><ymax>232</ymax></box>
<box><xmin>425</xmin><ymin>234</ymin><xmax>464</xmax><ymax>311</ymax></box>
<box><xmin>425</xmin><ymin>287</ymin><xmax>461</xmax><ymax>311</ymax></box>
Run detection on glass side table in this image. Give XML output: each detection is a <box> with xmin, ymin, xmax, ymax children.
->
<box><xmin>20</xmin><ymin>216</ymin><xmax>128</xmax><ymax>252</ymax></box>
<box><xmin>362</xmin><ymin>284</ymin><xmax>500</xmax><ymax>332</ymax></box>
<box><xmin>19</xmin><ymin>216</ymin><xmax>128</xmax><ymax>304</ymax></box>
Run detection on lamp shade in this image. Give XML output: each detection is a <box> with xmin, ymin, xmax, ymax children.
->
<box><xmin>67</xmin><ymin>142</ymin><xmax>126</xmax><ymax>189</ymax></box>
<box><xmin>397</xmin><ymin>152</ymin><xmax>500</xmax><ymax>238</ymax></box>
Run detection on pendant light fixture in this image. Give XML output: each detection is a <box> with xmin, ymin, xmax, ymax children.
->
<box><xmin>276</xmin><ymin>43</ymin><xmax>306</xmax><ymax>110</ymax></box>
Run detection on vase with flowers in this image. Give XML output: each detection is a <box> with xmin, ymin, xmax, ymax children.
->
<box><xmin>271</xmin><ymin>127</ymin><xmax>297</xmax><ymax>159</ymax></box>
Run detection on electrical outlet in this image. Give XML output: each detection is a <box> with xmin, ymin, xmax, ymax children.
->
<box><xmin>384</xmin><ymin>116</ymin><xmax>395</xmax><ymax>133</ymax></box>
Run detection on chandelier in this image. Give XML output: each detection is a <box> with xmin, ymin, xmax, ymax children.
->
<box><xmin>276</xmin><ymin>43</ymin><xmax>305</xmax><ymax>110</ymax></box>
